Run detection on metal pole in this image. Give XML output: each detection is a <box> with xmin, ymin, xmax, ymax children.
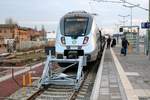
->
<box><xmin>123</xmin><ymin>4</ymin><xmax>140</xmax><ymax>54</ymax></box>
<box><xmin>118</xmin><ymin>14</ymin><xmax>130</xmax><ymax>26</ymax></box>
<box><xmin>137</xmin><ymin>27</ymin><xmax>140</xmax><ymax>53</ymax></box>
<box><xmin>123</xmin><ymin>17</ymin><xmax>125</xmax><ymax>26</ymax></box>
<box><xmin>130</xmin><ymin>7</ymin><xmax>132</xmax><ymax>32</ymax></box>
<box><xmin>148</xmin><ymin>0</ymin><xmax>150</xmax><ymax>60</ymax></box>
<box><xmin>123</xmin><ymin>5</ymin><xmax>139</xmax><ymax>30</ymax></box>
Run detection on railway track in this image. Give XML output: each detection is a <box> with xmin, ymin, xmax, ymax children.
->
<box><xmin>28</xmin><ymin>85</ymin><xmax>74</xmax><ymax>100</ymax></box>
<box><xmin>26</xmin><ymin>60</ymin><xmax>100</xmax><ymax>100</ymax></box>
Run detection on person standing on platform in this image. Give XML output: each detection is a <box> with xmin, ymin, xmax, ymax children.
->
<box><xmin>111</xmin><ymin>38</ymin><xmax>116</xmax><ymax>47</ymax></box>
<box><xmin>121</xmin><ymin>37</ymin><xmax>129</xmax><ymax>56</ymax></box>
<box><xmin>107</xmin><ymin>36</ymin><xmax>111</xmax><ymax>48</ymax></box>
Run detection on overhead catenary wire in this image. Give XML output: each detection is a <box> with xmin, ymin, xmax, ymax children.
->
<box><xmin>93</xmin><ymin>0</ymin><xmax>149</xmax><ymax>12</ymax></box>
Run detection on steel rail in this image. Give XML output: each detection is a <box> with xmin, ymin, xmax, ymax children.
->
<box><xmin>69</xmin><ymin>70</ymin><xmax>89</xmax><ymax>100</ymax></box>
<box><xmin>26</xmin><ymin>71</ymin><xmax>89</xmax><ymax>100</ymax></box>
<box><xmin>26</xmin><ymin>60</ymin><xmax>100</xmax><ymax>100</ymax></box>
<box><xmin>27</xmin><ymin>88</ymin><xmax>46</xmax><ymax>100</ymax></box>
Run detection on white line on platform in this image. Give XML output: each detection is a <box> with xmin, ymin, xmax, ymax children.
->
<box><xmin>90</xmin><ymin>45</ymin><xmax>107</xmax><ymax>100</ymax></box>
<box><xmin>0</xmin><ymin>62</ymin><xmax>44</xmax><ymax>83</ymax></box>
<box><xmin>111</xmin><ymin>48</ymin><xmax>138</xmax><ymax>100</ymax></box>
<box><xmin>125</xmin><ymin>72</ymin><xmax>140</xmax><ymax>76</ymax></box>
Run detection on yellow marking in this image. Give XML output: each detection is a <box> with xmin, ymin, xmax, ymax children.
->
<box><xmin>28</xmin><ymin>72</ymin><xmax>32</xmax><ymax>86</ymax></box>
<box><xmin>22</xmin><ymin>75</ymin><xmax>26</xmax><ymax>96</ymax></box>
<box><xmin>128</xmin><ymin>44</ymin><xmax>133</xmax><ymax>54</ymax></box>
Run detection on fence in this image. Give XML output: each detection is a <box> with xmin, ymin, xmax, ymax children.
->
<box><xmin>16</xmin><ymin>41</ymin><xmax>46</xmax><ymax>50</ymax></box>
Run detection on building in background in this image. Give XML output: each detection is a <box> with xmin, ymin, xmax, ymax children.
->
<box><xmin>0</xmin><ymin>24</ymin><xmax>47</xmax><ymax>52</ymax></box>
<box><xmin>46</xmin><ymin>31</ymin><xmax>56</xmax><ymax>41</ymax></box>
<box><xmin>45</xmin><ymin>31</ymin><xmax>56</xmax><ymax>47</ymax></box>
<box><xmin>0</xmin><ymin>24</ymin><xmax>46</xmax><ymax>46</ymax></box>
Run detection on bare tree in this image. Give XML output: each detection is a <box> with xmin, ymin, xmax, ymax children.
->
<box><xmin>5</xmin><ymin>18</ymin><xmax>17</xmax><ymax>25</ymax></box>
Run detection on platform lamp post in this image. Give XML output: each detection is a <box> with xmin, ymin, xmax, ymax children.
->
<box><xmin>123</xmin><ymin>4</ymin><xmax>140</xmax><ymax>54</ymax></box>
<box><xmin>123</xmin><ymin>4</ymin><xmax>140</xmax><ymax>32</ymax></box>
<box><xmin>118</xmin><ymin>14</ymin><xmax>130</xmax><ymax>26</ymax></box>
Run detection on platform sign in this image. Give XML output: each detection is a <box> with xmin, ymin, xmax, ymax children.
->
<box><xmin>141</xmin><ymin>22</ymin><xmax>150</xmax><ymax>29</ymax></box>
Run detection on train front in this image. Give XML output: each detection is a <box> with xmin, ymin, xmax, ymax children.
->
<box><xmin>55</xmin><ymin>12</ymin><xmax>97</xmax><ymax>61</ymax></box>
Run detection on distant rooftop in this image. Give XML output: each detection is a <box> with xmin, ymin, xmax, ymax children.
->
<box><xmin>0</xmin><ymin>24</ymin><xmax>40</xmax><ymax>32</ymax></box>
<box><xmin>0</xmin><ymin>24</ymin><xmax>18</xmax><ymax>28</ymax></box>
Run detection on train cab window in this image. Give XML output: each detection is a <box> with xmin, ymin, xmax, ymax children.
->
<box><xmin>64</xmin><ymin>18</ymin><xmax>88</xmax><ymax>36</ymax></box>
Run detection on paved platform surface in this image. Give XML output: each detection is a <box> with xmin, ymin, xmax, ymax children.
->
<box><xmin>113</xmin><ymin>45</ymin><xmax>150</xmax><ymax>100</ymax></box>
<box><xmin>98</xmin><ymin>49</ymin><xmax>124</xmax><ymax>100</ymax></box>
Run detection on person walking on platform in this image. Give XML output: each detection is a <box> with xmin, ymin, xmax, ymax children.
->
<box><xmin>107</xmin><ymin>36</ymin><xmax>111</xmax><ymax>48</ymax></box>
<box><xmin>111</xmin><ymin>38</ymin><xmax>116</xmax><ymax>47</ymax></box>
<box><xmin>121</xmin><ymin>37</ymin><xmax>129</xmax><ymax>56</ymax></box>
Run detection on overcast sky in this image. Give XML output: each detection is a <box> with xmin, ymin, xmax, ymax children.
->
<box><xmin>0</xmin><ymin>0</ymin><xmax>148</xmax><ymax>34</ymax></box>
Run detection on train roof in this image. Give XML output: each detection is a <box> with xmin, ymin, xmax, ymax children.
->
<box><xmin>62</xmin><ymin>11</ymin><xmax>93</xmax><ymax>19</ymax></box>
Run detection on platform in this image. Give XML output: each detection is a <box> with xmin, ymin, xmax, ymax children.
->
<box><xmin>113</xmin><ymin>45</ymin><xmax>150</xmax><ymax>100</ymax></box>
<box><xmin>91</xmin><ymin>44</ymin><xmax>150</xmax><ymax>100</ymax></box>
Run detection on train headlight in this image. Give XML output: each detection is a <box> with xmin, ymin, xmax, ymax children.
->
<box><xmin>61</xmin><ymin>37</ymin><xmax>66</xmax><ymax>44</ymax></box>
<box><xmin>83</xmin><ymin>37</ymin><xmax>89</xmax><ymax>44</ymax></box>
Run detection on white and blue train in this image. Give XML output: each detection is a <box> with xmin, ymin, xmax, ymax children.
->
<box><xmin>55</xmin><ymin>11</ymin><xmax>104</xmax><ymax>63</ymax></box>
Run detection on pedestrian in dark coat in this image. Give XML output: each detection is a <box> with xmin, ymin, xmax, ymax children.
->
<box><xmin>121</xmin><ymin>37</ymin><xmax>129</xmax><ymax>56</ymax></box>
<box><xmin>111</xmin><ymin>38</ymin><xmax>116</xmax><ymax>47</ymax></box>
<box><xmin>107</xmin><ymin>36</ymin><xmax>111</xmax><ymax>48</ymax></box>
